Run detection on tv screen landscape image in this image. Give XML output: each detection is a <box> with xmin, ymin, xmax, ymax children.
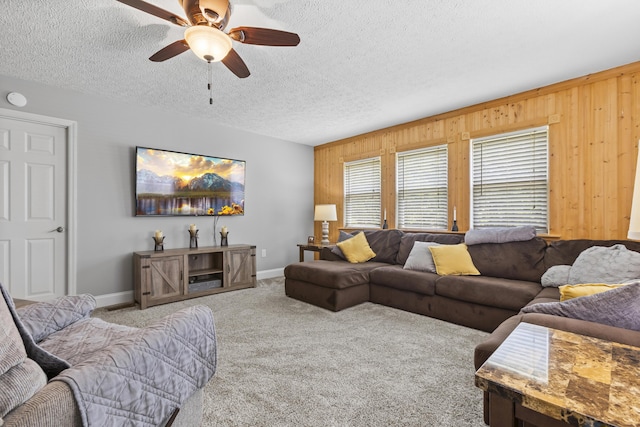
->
<box><xmin>135</xmin><ymin>146</ymin><xmax>246</xmax><ymax>216</ymax></box>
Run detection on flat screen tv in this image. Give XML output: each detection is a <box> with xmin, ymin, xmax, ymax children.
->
<box><xmin>135</xmin><ymin>146</ymin><xmax>245</xmax><ymax>216</ymax></box>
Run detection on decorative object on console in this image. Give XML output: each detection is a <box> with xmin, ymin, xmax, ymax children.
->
<box><xmin>153</xmin><ymin>230</ymin><xmax>164</xmax><ymax>251</ymax></box>
<box><xmin>189</xmin><ymin>224</ymin><xmax>198</xmax><ymax>249</ymax></box>
<box><xmin>382</xmin><ymin>209</ymin><xmax>388</xmax><ymax>229</ymax></box>
<box><xmin>629</xmin><ymin>141</ymin><xmax>640</xmax><ymax>240</ymax></box>
<box><xmin>314</xmin><ymin>204</ymin><xmax>337</xmax><ymax>244</ymax></box>
<box><xmin>220</xmin><ymin>226</ymin><xmax>228</xmax><ymax>246</ymax></box>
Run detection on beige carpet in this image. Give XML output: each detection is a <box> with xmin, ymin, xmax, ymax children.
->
<box><xmin>94</xmin><ymin>278</ymin><xmax>488</xmax><ymax>426</ymax></box>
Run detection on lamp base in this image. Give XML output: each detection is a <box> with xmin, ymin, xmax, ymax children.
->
<box><xmin>321</xmin><ymin>220</ymin><xmax>330</xmax><ymax>244</ymax></box>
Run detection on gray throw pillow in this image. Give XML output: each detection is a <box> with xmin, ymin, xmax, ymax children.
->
<box><xmin>521</xmin><ymin>282</ymin><xmax>640</xmax><ymax>331</ymax></box>
<box><xmin>17</xmin><ymin>294</ymin><xmax>96</xmax><ymax>343</ymax></box>
<box><xmin>403</xmin><ymin>242</ymin><xmax>440</xmax><ymax>273</ymax></box>
<box><xmin>331</xmin><ymin>231</ymin><xmax>358</xmax><ymax>259</ymax></box>
<box><xmin>541</xmin><ymin>265</ymin><xmax>571</xmax><ymax>287</ymax></box>
<box><xmin>567</xmin><ymin>244</ymin><xmax>640</xmax><ymax>284</ymax></box>
<box><xmin>464</xmin><ymin>226</ymin><xmax>536</xmax><ymax>246</ymax></box>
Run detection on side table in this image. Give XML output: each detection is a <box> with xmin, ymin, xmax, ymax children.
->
<box><xmin>297</xmin><ymin>243</ymin><xmax>334</xmax><ymax>262</ymax></box>
<box><xmin>475</xmin><ymin>322</ymin><xmax>640</xmax><ymax>427</ymax></box>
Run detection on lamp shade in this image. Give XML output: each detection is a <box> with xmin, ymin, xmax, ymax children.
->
<box><xmin>184</xmin><ymin>25</ymin><xmax>232</xmax><ymax>62</ymax></box>
<box><xmin>314</xmin><ymin>204</ymin><xmax>337</xmax><ymax>222</ymax></box>
<box><xmin>629</xmin><ymin>142</ymin><xmax>640</xmax><ymax>240</ymax></box>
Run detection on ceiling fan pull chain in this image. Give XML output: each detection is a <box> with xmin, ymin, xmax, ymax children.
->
<box><xmin>206</xmin><ymin>56</ymin><xmax>214</xmax><ymax>105</ymax></box>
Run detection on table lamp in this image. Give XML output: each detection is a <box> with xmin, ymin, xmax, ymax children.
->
<box><xmin>314</xmin><ymin>204</ymin><xmax>337</xmax><ymax>244</ymax></box>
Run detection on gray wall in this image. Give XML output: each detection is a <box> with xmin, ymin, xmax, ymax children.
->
<box><xmin>1</xmin><ymin>74</ymin><xmax>314</xmax><ymax>297</ymax></box>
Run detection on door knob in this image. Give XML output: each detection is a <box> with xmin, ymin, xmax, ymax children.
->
<box><xmin>51</xmin><ymin>226</ymin><xmax>64</xmax><ymax>233</ymax></box>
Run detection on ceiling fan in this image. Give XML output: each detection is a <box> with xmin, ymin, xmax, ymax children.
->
<box><xmin>117</xmin><ymin>0</ymin><xmax>301</xmax><ymax>78</ymax></box>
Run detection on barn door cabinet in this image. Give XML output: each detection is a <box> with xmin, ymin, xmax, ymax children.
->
<box><xmin>133</xmin><ymin>244</ymin><xmax>256</xmax><ymax>309</ymax></box>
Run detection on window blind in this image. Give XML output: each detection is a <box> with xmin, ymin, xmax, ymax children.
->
<box><xmin>471</xmin><ymin>126</ymin><xmax>548</xmax><ymax>233</ymax></box>
<box><xmin>397</xmin><ymin>145</ymin><xmax>448</xmax><ymax>229</ymax></box>
<box><xmin>344</xmin><ymin>157</ymin><xmax>381</xmax><ymax>228</ymax></box>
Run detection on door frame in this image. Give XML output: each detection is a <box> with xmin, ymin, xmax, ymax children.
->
<box><xmin>0</xmin><ymin>108</ymin><xmax>78</xmax><ymax>296</ymax></box>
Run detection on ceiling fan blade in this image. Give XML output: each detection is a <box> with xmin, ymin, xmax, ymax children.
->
<box><xmin>117</xmin><ymin>0</ymin><xmax>189</xmax><ymax>26</ymax></box>
<box><xmin>149</xmin><ymin>40</ymin><xmax>190</xmax><ymax>62</ymax></box>
<box><xmin>222</xmin><ymin>48</ymin><xmax>250</xmax><ymax>78</ymax></box>
<box><xmin>228</xmin><ymin>27</ymin><xmax>300</xmax><ymax>46</ymax></box>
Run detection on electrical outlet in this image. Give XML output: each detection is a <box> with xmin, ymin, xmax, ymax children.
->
<box><xmin>261</xmin><ymin>249</ymin><xmax>267</xmax><ymax>257</ymax></box>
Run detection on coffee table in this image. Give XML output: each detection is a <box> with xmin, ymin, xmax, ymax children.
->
<box><xmin>475</xmin><ymin>322</ymin><xmax>640</xmax><ymax>427</ymax></box>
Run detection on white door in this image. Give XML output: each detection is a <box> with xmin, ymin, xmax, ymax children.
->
<box><xmin>0</xmin><ymin>112</ymin><xmax>72</xmax><ymax>300</ymax></box>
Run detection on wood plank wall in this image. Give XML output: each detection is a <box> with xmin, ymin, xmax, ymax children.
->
<box><xmin>314</xmin><ymin>61</ymin><xmax>640</xmax><ymax>242</ymax></box>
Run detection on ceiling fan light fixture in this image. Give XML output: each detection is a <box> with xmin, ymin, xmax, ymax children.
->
<box><xmin>184</xmin><ymin>25</ymin><xmax>232</xmax><ymax>62</ymax></box>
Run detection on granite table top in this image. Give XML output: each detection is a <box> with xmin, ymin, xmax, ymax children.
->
<box><xmin>475</xmin><ymin>322</ymin><xmax>640</xmax><ymax>427</ymax></box>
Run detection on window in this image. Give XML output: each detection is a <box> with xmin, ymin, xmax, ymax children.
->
<box><xmin>396</xmin><ymin>145</ymin><xmax>448</xmax><ymax>229</ymax></box>
<box><xmin>344</xmin><ymin>157</ymin><xmax>381</xmax><ymax>228</ymax></box>
<box><xmin>471</xmin><ymin>126</ymin><xmax>548</xmax><ymax>233</ymax></box>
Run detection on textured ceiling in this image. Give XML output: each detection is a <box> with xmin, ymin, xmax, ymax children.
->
<box><xmin>2</xmin><ymin>1</ymin><xmax>640</xmax><ymax>146</ymax></box>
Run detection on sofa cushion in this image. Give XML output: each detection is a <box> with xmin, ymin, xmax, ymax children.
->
<box><xmin>396</xmin><ymin>232</ymin><xmax>464</xmax><ymax>265</ymax></box>
<box><xmin>369</xmin><ymin>265</ymin><xmax>438</xmax><ymax>296</ymax></box>
<box><xmin>467</xmin><ymin>237</ymin><xmax>547</xmax><ymax>282</ymax></box>
<box><xmin>521</xmin><ymin>282</ymin><xmax>640</xmax><ymax>331</ymax></box>
<box><xmin>527</xmin><ymin>287</ymin><xmax>561</xmax><ymax>306</ymax></box>
<box><xmin>435</xmin><ymin>276</ymin><xmax>542</xmax><ymax>311</ymax></box>
<box><xmin>429</xmin><ymin>244</ymin><xmax>480</xmax><ymax>276</ymax></box>
<box><xmin>0</xmin><ymin>289</ymin><xmax>47</xmax><ymax>418</ymax></box>
<box><xmin>543</xmin><ymin>239</ymin><xmax>640</xmax><ymax>270</ymax></box>
<box><xmin>363</xmin><ymin>229</ymin><xmax>403</xmax><ymax>264</ymax></box>
<box><xmin>337</xmin><ymin>232</ymin><xmax>376</xmax><ymax>263</ymax></box>
<box><xmin>284</xmin><ymin>260</ymin><xmax>386</xmax><ymax>289</ymax></box>
<box><xmin>403</xmin><ymin>241</ymin><xmax>440</xmax><ymax>273</ymax></box>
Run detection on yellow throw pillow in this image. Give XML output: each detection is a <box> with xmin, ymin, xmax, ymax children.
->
<box><xmin>559</xmin><ymin>283</ymin><xmax>625</xmax><ymax>301</ymax></box>
<box><xmin>336</xmin><ymin>231</ymin><xmax>376</xmax><ymax>263</ymax></box>
<box><xmin>428</xmin><ymin>244</ymin><xmax>480</xmax><ymax>276</ymax></box>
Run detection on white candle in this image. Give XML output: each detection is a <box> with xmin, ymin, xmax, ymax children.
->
<box><xmin>189</xmin><ymin>224</ymin><xmax>196</xmax><ymax>232</ymax></box>
<box><xmin>154</xmin><ymin>230</ymin><xmax>162</xmax><ymax>239</ymax></box>
<box><xmin>453</xmin><ymin>207</ymin><xmax>457</xmax><ymax>221</ymax></box>
<box><xmin>384</xmin><ymin>209</ymin><xmax>387</xmax><ymax>220</ymax></box>
<box><xmin>221</xmin><ymin>226</ymin><xmax>228</xmax><ymax>236</ymax></box>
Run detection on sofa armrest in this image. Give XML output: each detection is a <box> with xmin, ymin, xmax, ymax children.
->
<box><xmin>474</xmin><ymin>312</ymin><xmax>640</xmax><ymax>371</ymax></box>
<box><xmin>12</xmin><ymin>299</ymin><xmax>36</xmax><ymax>309</ymax></box>
<box><xmin>3</xmin><ymin>381</ymin><xmax>81</xmax><ymax>427</ymax></box>
<box><xmin>474</xmin><ymin>314</ymin><xmax>524</xmax><ymax>370</ymax></box>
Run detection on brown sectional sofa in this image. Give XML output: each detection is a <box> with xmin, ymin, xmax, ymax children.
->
<box><xmin>284</xmin><ymin>230</ymin><xmax>640</xmax><ymax>425</ymax></box>
<box><xmin>285</xmin><ymin>229</ymin><xmax>554</xmax><ymax>332</ymax></box>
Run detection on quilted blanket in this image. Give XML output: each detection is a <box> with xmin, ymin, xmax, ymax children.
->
<box><xmin>15</xmin><ymin>294</ymin><xmax>217</xmax><ymax>427</ymax></box>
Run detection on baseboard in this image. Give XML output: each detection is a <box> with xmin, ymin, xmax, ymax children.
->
<box><xmin>257</xmin><ymin>268</ymin><xmax>284</xmax><ymax>280</ymax></box>
<box><xmin>94</xmin><ymin>268</ymin><xmax>285</xmax><ymax>308</ymax></box>
<box><xmin>94</xmin><ymin>291</ymin><xmax>134</xmax><ymax>308</ymax></box>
